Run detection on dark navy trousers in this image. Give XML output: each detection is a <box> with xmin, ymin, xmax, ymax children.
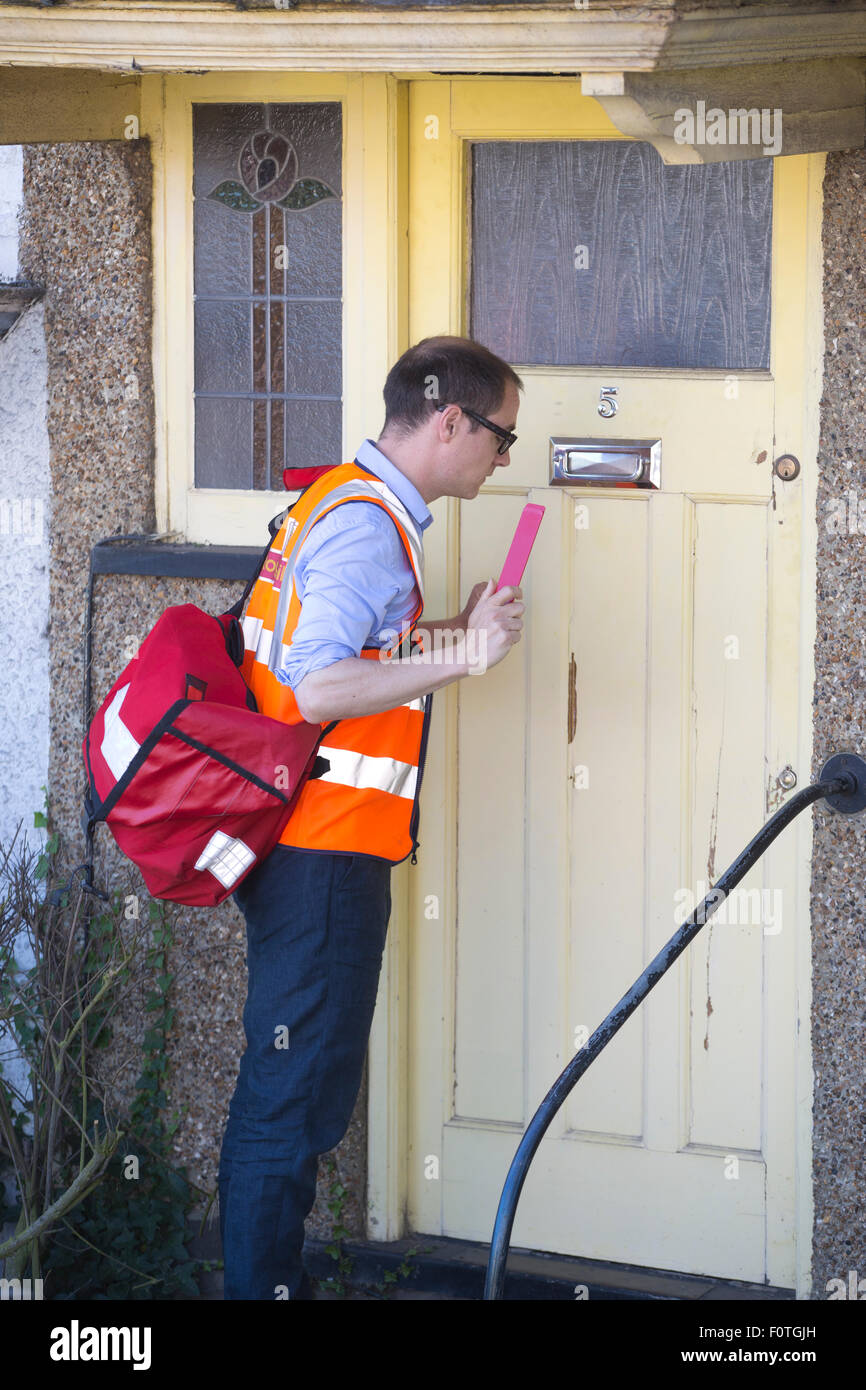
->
<box><xmin>217</xmin><ymin>845</ymin><xmax>392</xmax><ymax>1300</ymax></box>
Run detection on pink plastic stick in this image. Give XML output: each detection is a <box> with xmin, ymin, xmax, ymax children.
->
<box><xmin>496</xmin><ymin>503</ymin><xmax>545</xmax><ymax>591</ymax></box>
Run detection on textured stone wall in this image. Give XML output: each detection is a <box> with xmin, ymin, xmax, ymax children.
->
<box><xmin>810</xmin><ymin>146</ymin><xmax>866</xmax><ymax>1298</ymax></box>
<box><xmin>17</xmin><ymin>141</ymin><xmax>365</xmax><ymax>1250</ymax></box>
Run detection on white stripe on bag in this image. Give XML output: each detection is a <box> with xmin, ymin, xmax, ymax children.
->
<box><xmin>101</xmin><ymin>684</ymin><xmax>141</xmax><ymax>782</ymax></box>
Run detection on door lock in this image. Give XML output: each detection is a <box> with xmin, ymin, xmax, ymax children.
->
<box><xmin>773</xmin><ymin>455</ymin><xmax>800</xmax><ymax>481</ymax></box>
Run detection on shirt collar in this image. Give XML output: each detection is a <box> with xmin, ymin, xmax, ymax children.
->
<box><xmin>354</xmin><ymin>438</ymin><xmax>433</xmax><ymax>532</ymax></box>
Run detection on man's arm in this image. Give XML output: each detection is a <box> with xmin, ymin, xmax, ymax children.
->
<box><xmin>418</xmin><ymin>616</ymin><xmax>466</xmax><ymax>635</ymax></box>
<box><xmin>296</xmin><ymin>578</ymin><xmax>522</xmax><ymax>723</ymax></box>
<box><xmin>295</xmin><ymin>647</ymin><xmax>471</xmax><ymax>723</ymax></box>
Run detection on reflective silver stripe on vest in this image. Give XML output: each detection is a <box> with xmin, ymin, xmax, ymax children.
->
<box><xmin>241</xmin><ymin>613</ymin><xmax>264</xmax><ymax>655</ymax></box>
<box><xmin>353</xmin><ymin>475</ymin><xmax>425</xmax><ymax>589</ymax></box>
<box><xmin>317</xmin><ymin>744</ymin><xmax>418</xmax><ymax>800</ymax></box>
<box><xmin>265</xmin><ymin>475</ymin><xmax>426</xmax><ymax>682</ymax></box>
<box><xmin>253</xmin><ymin>625</ymin><xmax>273</xmax><ymax>667</ymax></box>
<box><xmin>240</xmin><ymin>614</ymin><xmax>272</xmax><ymax>668</ymax></box>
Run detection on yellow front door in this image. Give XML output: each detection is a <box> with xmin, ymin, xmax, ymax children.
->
<box><xmin>404</xmin><ymin>78</ymin><xmax>821</xmax><ymax>1287</ymax></box>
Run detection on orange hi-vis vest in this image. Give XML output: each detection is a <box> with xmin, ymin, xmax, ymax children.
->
<box><xmin>239</xmin><ymin>460</ymin><xmax>432</xmax><ymax>865</ymax></box>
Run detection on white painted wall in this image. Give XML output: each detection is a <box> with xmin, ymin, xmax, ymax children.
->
<box><xmin>0</xmin><ymin>145</ymin><xmax>49</xmax><ymax>1244</ymax></box>
<box><xmin>0</xmin><ymin>144</ymin><xmax>50</xmax><ymax>862</ymax></box>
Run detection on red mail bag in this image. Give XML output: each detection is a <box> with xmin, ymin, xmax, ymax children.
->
<box><xmin>81</xmin><ymin>605</ymin><xmax>328</xmax><ymax>906</ymax></box>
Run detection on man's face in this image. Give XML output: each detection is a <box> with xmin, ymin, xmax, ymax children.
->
<box><xmin>435</xmin><ymin>381</ymin><xmax>521</xmax><ymax>500</ymax></box>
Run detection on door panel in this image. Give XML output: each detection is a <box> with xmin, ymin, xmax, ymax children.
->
<box><xmin>405</xmin><ymin>78</ymin><xmax>810</xmax><ymax>1287</ymax></box>
<box><xmin>456</xmin><ymin>492</ymin><xmax>528</xmax><ymax>1124</ymax></box>
<box><xmin>566</xmin><ymin>495</ymin><xmax>648</xmax><ymax>1141</ymax></box>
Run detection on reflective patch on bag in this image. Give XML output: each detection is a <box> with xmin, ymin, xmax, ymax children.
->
<box><xmin>101</xmin><ymin>683</ymin><xmax>141</xmax><ymax>781</ymax></box>
<box><xmin>194</xmin><ymin>831</ymin><xmax>256</xmax><ymax>887</ymax></box>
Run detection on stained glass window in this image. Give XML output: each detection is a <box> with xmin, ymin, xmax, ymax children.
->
<box><xmin>192</xmin><ymin>102</ymin><xmax>342</xmax><ymax>488</ymax></box>
<box><xmin>470</xmin><ymin>141</ymin><xmax>772</xmax><ymax>370</ymax></box>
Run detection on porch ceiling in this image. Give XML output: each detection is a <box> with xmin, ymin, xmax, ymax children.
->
<box><xmin>0</xmin><ymin>2</ymin><xmax>865</xmax><ymax>76</ymax></box>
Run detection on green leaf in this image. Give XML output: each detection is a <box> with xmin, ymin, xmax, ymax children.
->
<box><xmin>207</xmin><ymin>180</ymin><xmax>262</xmax><ymax>212</ymax></box>
<box><xmin>163</xmin><ymin>1168</ymin><xmax>189</xmax><ymax>1201</ymax></box>
<box><xmin>278</xmin><ymin>178</ymin><xmax>338</xmax><ymax>211</ymax></box>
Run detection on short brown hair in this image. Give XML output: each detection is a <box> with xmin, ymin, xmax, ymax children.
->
<box><xmin>380</xmin><ymin>335</ymin><xmax>523</xmax><ymax>438</ymax></box>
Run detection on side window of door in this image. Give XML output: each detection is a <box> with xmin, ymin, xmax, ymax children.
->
<box><xmin>192</xmin><ymin>101</ymin><xmax>343</xmax><ymax>490</ymax></box>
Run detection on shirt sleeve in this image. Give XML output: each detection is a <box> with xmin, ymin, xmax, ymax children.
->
<box><xmin>278</xmin><ymin>501</ymin><xmax>412</xmax><ymax>691</ymax></box>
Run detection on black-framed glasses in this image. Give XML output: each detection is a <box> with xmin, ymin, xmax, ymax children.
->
<box><xmin>436</xmin><ymin>403</ymin><xmax>517</xmax><ymax>455</ymax></box>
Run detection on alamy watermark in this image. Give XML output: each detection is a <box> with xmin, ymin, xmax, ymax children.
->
<box><xmin>378</xmin><ymin>623</ymin><xmax>489</xmax><ymax>676</ymax></box>
<box><xmin>673</xmin><ymin>880</ymin><xmax>782</xmax><ymax>935</ymax></box>
<box><xmin>673</xmin><ymin>101</ymin><xmax>783</xmax><ymax>157</ymax></box>
<box><xmin>823</xmin><ymin>488</ymin><xmax>866</xmax><ymax>534</ymax></box>
<box><xmin>0</xmin><ymin>497</ymin><xmax>44</xmax><ymax>545</ymax></box>
<box><xmin>0</xmin><ymin>1276</ymin><xmax>44</xmax><ymax>1300</ymax></box>
<box><xmin>826</xmin><ymin>1269</ymin><xmax>866</xmax><ymax>1299</ymax></box>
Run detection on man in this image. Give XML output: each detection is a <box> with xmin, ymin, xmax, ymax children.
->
<box><xmin>217</xmin><ymin>335</ymin><xmax>525</xmax><ymax>1300</ymax></box>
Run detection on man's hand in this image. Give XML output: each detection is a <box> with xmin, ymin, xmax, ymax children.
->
<box><xmin>459</xmin><ymin>580</ymin><xmax>493</xmax><ymax>629</ymax></box>
<box><xmin>466</xmin><ymin>579</ymin><xmax>524</xmax><ymax>668</ymax></box>
<box><xmin>416</xmin><ymin>580</ymin><xmax>497</xmax><ymax>642</ymax></box>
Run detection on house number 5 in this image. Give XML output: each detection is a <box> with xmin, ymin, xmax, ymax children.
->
<box><xmin>598</xmin><ymin>387</ymin><xmax>618</xmax><ymax>418</ymax></box>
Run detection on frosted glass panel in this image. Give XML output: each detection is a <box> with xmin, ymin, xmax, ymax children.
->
<box><xmin>470</xmin><ymin>141</ymin><xmax>772</xmax><ymax>370</ymax></box>
<box><xmin>283</xmin><ymin>400</ymin><xmax>343</xmax><ymax>475</ymax></box>
<box><xmin>195</xmin><ymin>397</ymin><xmax>252</xmax><ymax>489</ymax></box>
<box><xmin>193</xmin><ymin>102</ymin><xmax>343</xmax><ymax>489</ymax></box>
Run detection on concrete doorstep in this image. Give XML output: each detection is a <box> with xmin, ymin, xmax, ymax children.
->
<box><xmin>0</xmin><ymin>1213</ymin><xmax>796</xmax><ymax>1301</ymax></box>
<box><xmin>184</xmin><ymin>1222</ymin><xmax>796</xmax><ymax>1302</ymax></box>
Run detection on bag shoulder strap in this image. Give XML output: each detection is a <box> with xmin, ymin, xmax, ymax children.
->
<box><xmin>226</xmin><ymin>465</ymin><xmax>343</xmax><ymax>621</ymax></box>
<box><xmin>225</xmin><ymin>507</ymin><xmax>288</xmax><ymax>621</ymax></box>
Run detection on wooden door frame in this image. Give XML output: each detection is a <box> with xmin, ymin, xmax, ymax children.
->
<box><xmin>141</xmin><ymin>69</ymin><xmax>407</xmax><ymax>547</ymax></box>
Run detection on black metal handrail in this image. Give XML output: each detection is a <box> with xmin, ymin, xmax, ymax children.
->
<box><xmin>483</xmin><ymin>753</ymin><xmax>866</xmax><ymax>1300</ymax></box>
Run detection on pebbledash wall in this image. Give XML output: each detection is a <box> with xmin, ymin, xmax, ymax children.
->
<box><xmin>808</xmin><ymin>145</ymin><xmax>866</xmax><ymax>1298</ymax></box>
<box><xmin>12</xmin><ymin>135</ymin><xmax>866</xmax><ymax>1294</ymax></box>
<box><xmin>15</xmin><ymin>138</ymin><xmax>368</xmax><ymax>1247</ymax></box>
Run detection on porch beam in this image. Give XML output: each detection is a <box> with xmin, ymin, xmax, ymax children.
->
<box><xmin>0</xmin><ymin>2</ymin><xmax>865</xmax><ymax>79</ymax></box>
<box><xmin>586</xmin><ymin>58</ymin><xmax>866</xmax><ymax>164</ymax></box>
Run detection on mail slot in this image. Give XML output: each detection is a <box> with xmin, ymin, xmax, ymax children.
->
<box><xmin>549</xmin><ymin>437</ymin><xmax>661</xmax><ymax>489</ymax></box>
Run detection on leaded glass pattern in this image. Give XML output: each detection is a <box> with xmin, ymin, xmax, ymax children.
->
<box><xmin>470</xmin><ymin>141</ymin><xmax>772</xmax><ymax>370</ymax></box>
<box><xmin>192</xmin><ymin>102</ymin><xmax>343</xmax><ymax>488</ymax></box>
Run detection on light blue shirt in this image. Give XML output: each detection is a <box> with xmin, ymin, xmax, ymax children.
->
<box><xmin>278</xmin><ymin>438</ymin><xmax>433</xmax><ymax>691</ymax></box>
